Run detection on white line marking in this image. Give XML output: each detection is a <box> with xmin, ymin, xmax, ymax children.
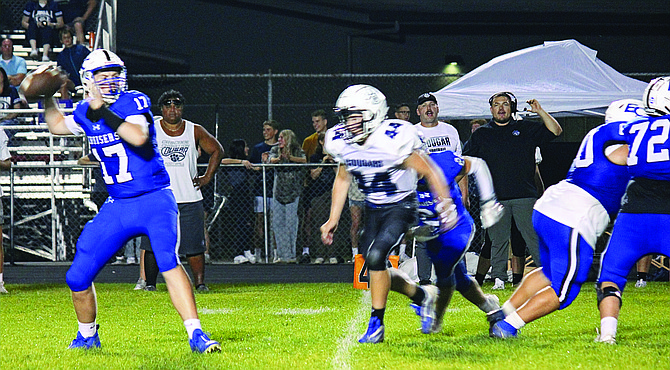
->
<box><xmin>199</xmin><ymin>308</ymin><xmax>238</xmax><ymax>314</ymax></box>
<box><xmin>332</xmin><ymin>290</ymin><xmax>370</xmax><ymax>370</ymax></box>
<box><xmin>275</xmin><ymin>308</ymin><xmax>336</xmax><ymax>315</ymax></box>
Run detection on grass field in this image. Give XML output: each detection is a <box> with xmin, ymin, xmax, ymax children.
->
<box><xmin>1</xmin><ymin>281</ymin><xmax>669</xmax><ymax>369</ymax></box>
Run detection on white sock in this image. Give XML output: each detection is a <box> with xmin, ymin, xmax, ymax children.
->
<box><xmin>303</xmin><ymin>247</ymin><xmax>309</xmax><ymax>255</ymax></box>
<box><xmin>0</xmin><ymin>272</ymin><xmax>4</xmax><ymax>282</ymax></box>
<box><xmin>184</xmin><ymin>319</ymin><xmax>202</xmax><ymax>339</ymax></box>
<box><xmin>78</xmin><ymin>321</ymin><xmax>97</xmax><ymax>338</ymax></box>
<box><xmin>352</xmin><ymin>247</ymin><xmax>358</xmax><ymax>256</ymax></box>
<box><xmin>506</xmin><ymin>311</ymin><xmax>526</xmax><ymax>330</ymax></box>
<box><xmin>600</xmin><ymin>316</ymin><xmax>618</xmax><ymax>338</ymax></box>
<box><xmin>502</xmin><ymin>301</ymin><xmax>516</xmax><ymax>316</ymax></box>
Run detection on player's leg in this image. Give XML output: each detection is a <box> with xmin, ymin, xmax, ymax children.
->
<box><xmin>474</xmin><ymin>231</ymin><xmax>491</xmax><ymax>286</ymax></box>
<box><xmin>66</xmin><ymin>201</ymin><xmax>130</xmax><ymax>349</ymax></box>
<box><xmin>143</xmin><ymin>190</ymin><xmax>220</xmax><ymax>353</ymax></box>
<box><xmin>510</xmin><ymin>218</ymin><xmax>526</xmax><ymax>285</ymax></box>
<box><xmin>635</xmin><ymin>255</ymin><xmax>652</xmax><ymax>288</ymax></box>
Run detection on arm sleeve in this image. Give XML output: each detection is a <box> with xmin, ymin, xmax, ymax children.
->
<box><xmin>63</xmin><ymin>115</ymin><xmax>85</xmax><ymax>136</ymax></box>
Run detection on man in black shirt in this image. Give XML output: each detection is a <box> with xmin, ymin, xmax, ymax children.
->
<box><xmin>463</xmin><ymin>92</ymin><xmax>562</xmax><ymax>290</ymax></box>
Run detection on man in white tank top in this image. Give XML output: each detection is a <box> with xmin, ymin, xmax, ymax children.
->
<box><xmin>141</xmin><ymin>90</ymin><xmax>224</xmax><ymax>292</ymax></box>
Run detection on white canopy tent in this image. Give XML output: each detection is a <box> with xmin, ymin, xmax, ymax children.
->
<box><xmin>433</xmin><ymin>39</ymin><xmax>648</xmax><ymax>119</ymax></box>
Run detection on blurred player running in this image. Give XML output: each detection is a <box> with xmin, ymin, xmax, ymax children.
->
<box><xmin>320</xmin><ymin>84</ymin><xmax>457</xmax><ymax>343</ymax></box>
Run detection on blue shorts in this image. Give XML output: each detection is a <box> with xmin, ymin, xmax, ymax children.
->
<box><xmin>534</xmin><ymin>210</ymin><xmax>594</xmax><ymax>309</ymax></box>
<box><xmin>66</xmin><ymin>189</ymin><xmax>179</xmax><ymax>291</ymax></box>
<box><xmin>598</xmin><ymin>213</ymin><xmax>670</xmax><ymax>291</ymax></box>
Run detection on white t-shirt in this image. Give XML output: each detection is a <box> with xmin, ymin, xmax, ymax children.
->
<box><xmin>414</xmin><ymin>121</ymin><xmax>462</xmax><ymax>154</ymax></box>
<box><xmin>154</xmin><ymin>117</ymin><xmax>202</xmax><ymax>203</ymax></box>
<box><xmin>325</xmin><ymin>118</ymin><xmax>422</xmax><ymax>205</ymax></box>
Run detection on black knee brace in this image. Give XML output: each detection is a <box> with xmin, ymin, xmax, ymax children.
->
<box><xmin>595</xmin><ymin>283</ymin><xmax>622</xmax><ymax>308</ymax></box>
<box><xmin>366</xmin><ymin>247</ymin><xmax>388</xmax><ymax>271</ymax></box>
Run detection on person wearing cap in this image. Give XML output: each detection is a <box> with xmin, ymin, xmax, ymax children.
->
<box><xmin>463</xmin><ymin>92</ymin><xmax>561</xmax><ymax>290</ymax></box>
<box><xmin>413</xmin><ymin>92</ymin><xmax>465</xmax><ymax>286</ymax></box>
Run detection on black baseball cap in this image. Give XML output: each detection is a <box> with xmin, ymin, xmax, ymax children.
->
<box><xmin>417</xmin><ymin>93</ymin><xmax>437</xmax><ymax>106</ymax></box>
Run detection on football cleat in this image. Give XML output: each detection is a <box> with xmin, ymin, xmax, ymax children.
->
<box><xmin>411</xmin><ymin>285</ymin><xmax>439</xmax><ymax>334</ymax></box>
<box><xmin>68</xmin><ymin>325</ymin><xmax>101</xmax><ymax>349</ymax></box>
<box><xmin>358</xmin><ymin>317</ymin><xmax>385</xmax><ymax>343</ymax></box>
<box><xmin>189</xmin><ymin>329</ymin><xmax>221</xmax><ymax>353</ymax></box>
<box><xmin>196</xmin><ymin>284</ymin><xmax>210</xmax><ymax>293</ymax></box>
<box><xmin>634</xmin><ymin>279</ymin><xmax>647</xmax><ymax>288</ymax></box>
<box><xmin>490</xmin><ymin>320</ymin><xmax>517</xmax><ymax>339</ymax></box>
<box><xmin>492</xmin><ymin>278</ymin><xmax>505</xmax><ymax>290</ymax></box>
<box><xmin>486</xmin><ymin>308</ymin><xmax>505</xmax><ymax>334</ymax></box>
<box><xmin>0</xmin><ymin>282</ymin><xmax>8</xmax><ymax>294</ymax></box>
<box><xmin>134</xmin><ymin>278</ymin><xmax>146</xmax><ymax>290</ymax></box>
<box><xmin>594</xmin><ymin>329</ymin><xmax>616</xmax><ymax>344</ymax></box>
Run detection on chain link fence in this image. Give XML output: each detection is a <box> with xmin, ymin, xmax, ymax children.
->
<box><xmin>128</xmin><ymin>73</ymin><xmax>460</xmax><ymax>151</ymax></box>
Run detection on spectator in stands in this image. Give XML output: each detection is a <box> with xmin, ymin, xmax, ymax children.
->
<box><xmin>56</xmin><ymin>0</ymin><xmax>97</xmax><ymax>46</ymax></box>
<box><xmin>249</xmin><ymin>119</ymin><xmax>279</xmax><ymax>262</ymax></box>
<box><xmin>142</xmin><ymin>90</ymin><xmax>224</xmax><ymax>293</ymax></box>
<box><xmin>269</xmin><ymin>129</ymin><xmax>306</xmax><ymax>263</ymax></box>
<box><xmin>0</xmin><ymin>38</ymin><xmax>27</xmax><ymax>87</ymax></box>
<box><xmin>298</xmin><ymin>110</ymin><xmax>329</xmax><ymax>262</ymax></box>
<box><xmin>0</xmin><ymin>126</ymin><xmax>12</xmax><ymax>294</ymax></box>
<box><xmin>394</xmin><ymin>103</ymin><xmax>411</xmax><ymax>121</ymax></box>
<box><xmin>302</xmin><ymin>109</ymin><xmax>329</xmax><ymax>159</ymax></box>
<box><xmin>0</xmin><ymin>67</ymin><xmax>22</xmax><ymax>124</ymax></box>
<box><xmin>22</xmin><ymin>0</ymin><xmax>65</xmax><ymax>62</ymax></box>
<box><xmin>463</xmin><ymin>92</ymin><xmax>562</xmax><ymax>290</ymax></box>
<box><xmin>221</xmin><ymin>139</ymin><xmax>256</xmax><ymax>263</ymax></box>
<box><xmin>56</xmin><ymin>27</ymin><xmax>89</xmax><ymax>98</ymax></box>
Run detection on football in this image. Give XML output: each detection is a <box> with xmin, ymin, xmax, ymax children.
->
<box><xmin>19</xmin><ymin>65</ymin><xmax>67</xmax><ymax>102</ymax></box>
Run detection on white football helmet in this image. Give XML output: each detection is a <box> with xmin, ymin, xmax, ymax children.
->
<box><xmin>605</xmin><ymin>99</ymin><xmax>647</xmax><ymax>123</ymax></box>
<box><xmin>643</xmin><ymin>76</ymin><xmax>670</xmax><ymax>116</ymax></box>
<box><xmin>80</xmin><ymin>49</ymin><xmax>127</xmax><ymax>103</ymax></box>
<box><xmin>333</xmin><ymin>84</ymin><xmax>389</xmax><ymax>144</ymax></box>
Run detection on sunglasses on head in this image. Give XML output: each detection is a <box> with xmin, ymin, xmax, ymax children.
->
<box><xmin>162</xmin><ymin>99</ymin><xmax>183</xmax><ymax>107</ymax></box>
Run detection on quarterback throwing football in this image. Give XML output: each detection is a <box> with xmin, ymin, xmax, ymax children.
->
<box><xmin>42</xmin><ymin>49</ymin><xmax>220</xmax><ymax>353</ymax></box>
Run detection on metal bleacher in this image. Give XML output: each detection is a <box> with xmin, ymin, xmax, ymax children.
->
<box><xmin>1</xmin><ymin>0</ymin><xmax>116</xmax><ymax>261</ymax></box>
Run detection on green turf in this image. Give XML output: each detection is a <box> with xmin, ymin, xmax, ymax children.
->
<box><xmin>1</xmin><ymin>281</ymin><xmax>668</xmax><ymax>369</ymax></box>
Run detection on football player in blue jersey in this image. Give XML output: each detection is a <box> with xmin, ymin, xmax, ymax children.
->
<box><xmin>596</xmin><ymin>77</ymin><xmax>670</xmax><ymax>344</ymax></box>
<box><xmin>42</xmin><ymin>49</ymin><xmax>220</xmax><ymax>353</ymax></box>
<box><xmin>410</xmin><ymin>148</ymin><xmax>504</xmax><ymax>334</ymax></box>
<box><xmin>321</xmin><ymin>84</ymin><xmax>458</xmax><ymax>343</ymax></box>
<box><xmin>489</xmin><ymin>98</ymin><xmax>647</xmax><ymax>339</ymax></box>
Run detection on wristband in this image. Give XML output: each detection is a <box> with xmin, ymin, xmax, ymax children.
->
<box><xmin>87</xmin><ymin>105</ymin><xmax>124</xmax><ymax>131</ymax></box>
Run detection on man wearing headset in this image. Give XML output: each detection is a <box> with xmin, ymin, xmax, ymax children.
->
<box><xmin>463</xmin><ymin>92</ymin><xmax>562</xmax><ymax>290</ymax></box>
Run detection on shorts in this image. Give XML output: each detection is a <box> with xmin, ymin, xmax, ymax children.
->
<box><xmin>142</xmin><ymin>200</ymin><xmax>206</xmax><ymax>256</ymax></box>
<box><xmin>348</xmin><ymin>198</ymin><xmax>364</xmax><ymax>209</ymax></box>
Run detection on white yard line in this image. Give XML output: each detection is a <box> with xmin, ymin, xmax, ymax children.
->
<box><xmin>331</xmin><ymin>289</ymin><xmax>370</xmax><ymax>370</ymax></box>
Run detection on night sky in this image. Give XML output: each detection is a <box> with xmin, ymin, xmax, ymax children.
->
<box><xmin>117</xmin><ymin>1</ymin><xmax>669</xmax><ymax>76</ymax></box>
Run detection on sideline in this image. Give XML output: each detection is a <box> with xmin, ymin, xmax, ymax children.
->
<box><xmin>331</xmin><ymin>289</ymin><xmax>370</xmax><ymax>370</ymax></box>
